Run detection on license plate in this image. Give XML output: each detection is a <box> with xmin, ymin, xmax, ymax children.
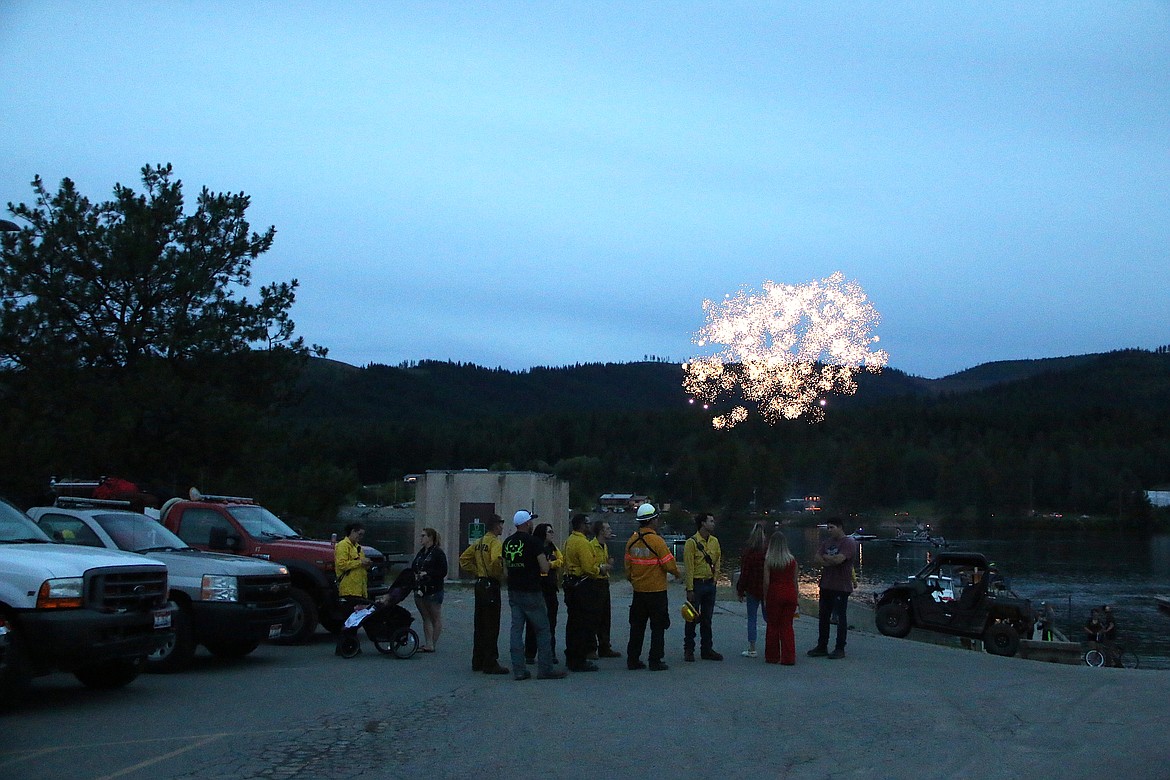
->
<box><xmin>153</xmin><ymin>610</ymin><xmax>172</xmax><ymax>629</ymax></box>
<box><xmin>268</xmin><ymin>623</ymin><xmax>282</xmax><ymax>639</ymax></box>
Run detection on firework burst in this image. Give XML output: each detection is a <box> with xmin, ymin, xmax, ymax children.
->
<box><xmin>683</xmin><ymin>272</ymin><xmax>888</xmax><ymax>427</ymax></box>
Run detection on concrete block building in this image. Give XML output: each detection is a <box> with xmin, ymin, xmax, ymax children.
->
<box><xmin>414</xmin><ymin>469</ymin><xmax>570</xmax><ymax>579</ymax></box>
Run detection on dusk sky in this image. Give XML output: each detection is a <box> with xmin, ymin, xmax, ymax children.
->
<box><xmin>3</xmin><ymin>2</ymin><xmax>1167</xmax><ymax>379</ymax></box>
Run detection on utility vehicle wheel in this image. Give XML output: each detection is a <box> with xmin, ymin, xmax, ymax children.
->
<box><xmin>147</xmin><ymin>601</ymin><xmax>196</xmax><ymax>672</ymax></box>
<box><xmin>875</xmin><ymin>602</ymin><xmax>912</xmax><ymax>638</ymax></box>
<box><xmin>205</xmin><ymin>639</ymin><xmax>260</xmax><ymax>659</ymax></box>
<box><xmin>75</xmin><ymin>657</ymin><xmax>142</xmax><ymax>689</ymax></box>
<box><xmin>274</xmin><ymin>587</ymin><xmax>318</xmax><ymax>645</ymax></box>
<box><xmin>0</xmin><ymin>617</ymin><xmax>29</xmax><ymax>704</ymax></box>
<box><xmin>983</xmin><ymin>622</ymin><xmax>1020</xmax><ymax>657</ymax></box>
<box><xmin>1119</xmin><ymin>649</ymin><xmax>1139</xmax><ymax>669</ymax></box>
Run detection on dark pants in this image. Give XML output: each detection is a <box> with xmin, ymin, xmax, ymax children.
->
<box><xmin>472</xmin><ymin>578</ymin><xmax>502</xmax><ymax>671</ymax></box>
<box><xmin>335</xmin><ymin>595</ymin><xmax>369</xmax><ymax>653</ymax></box>
<box><xmin>596</xmin><ymin>578</ymin><xmax>614</xmax><ymax>652</ymax></box>
<box><xmin>628</xmin><ymin>590</ymin><xmax>670</xmax><ymax>664</ymax></box>
<box><xmin>525</xmin><ymin>586</ymin><xmax>559</xmax><ymax>661</ymax></box>
<box><xmin>817</xmin><ymin>588</ymin><xmax>850</xmax><ymax>650</ymax></box>
<box><xmin>564</xmin><ymin>578</ymin><xmax>600</xmax><ymax>666</ymax></box>
<box><xmin>684</xmin><ymin>579</ymin><xmax>717</xmax><ymax>654</ymax></box>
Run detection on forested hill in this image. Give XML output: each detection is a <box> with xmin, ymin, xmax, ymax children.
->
<box><xmin>279</xmin><ymin>349</ymin><xmax>1169</xmax><ymax>519</ymax></box>
<box><xmin>288</xmin><ymin>349</ymin><xmax>1169</xmax><ymax>424</ymax></box>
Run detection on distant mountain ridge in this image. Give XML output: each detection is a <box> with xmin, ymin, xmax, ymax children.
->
<box><xmin>289</xmin><ymin>349</ymin><xmax>1169</xmax><ymax>424</ymax></box>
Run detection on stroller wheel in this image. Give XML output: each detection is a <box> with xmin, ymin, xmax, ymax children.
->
<box><xmin>337</xmin><ymin>633</ymin><xmax>361</xmax><ymax>659</ymax></box>
<box><xmin>374</xmin><ymin>627</ymin><xmax>419</xmax><ymax>658</ymax></box>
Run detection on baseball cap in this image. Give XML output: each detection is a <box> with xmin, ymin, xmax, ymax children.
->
<box><xmin>513</xmin><ymin>510</ymin><xmax>538</xmax><ymax>525</ymax></box>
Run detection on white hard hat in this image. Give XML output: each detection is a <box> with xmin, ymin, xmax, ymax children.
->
<box><xmin>636</xmin><ymin>503</ymin><xmax>659</xmax><ymax>522</ymax></box>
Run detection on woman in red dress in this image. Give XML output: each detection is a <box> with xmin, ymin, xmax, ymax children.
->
<box><xmin>762</xmin><ymin>529</ymin><xmax>799</xmax><ymax>665</ymax></box>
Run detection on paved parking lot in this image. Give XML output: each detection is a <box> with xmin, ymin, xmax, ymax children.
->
<box><xmin>3</xmin><ymin>583</ymin><xmax>1168</xmax><ymax>779</ymax></box>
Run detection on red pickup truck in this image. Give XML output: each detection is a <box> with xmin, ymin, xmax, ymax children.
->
<box><xmin>160</xmin><ymin>490</ymin><xmax>389</xmax><ymax>643</ymax></box>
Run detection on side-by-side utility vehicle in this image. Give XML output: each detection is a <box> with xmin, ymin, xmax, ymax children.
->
<box><xmin>873</xmin><ymin>551</ymin><xmax>1035</xmax><ymax>657</ymax></box>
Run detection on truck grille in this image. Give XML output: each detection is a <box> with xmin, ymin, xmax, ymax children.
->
<box><xmin>239</xmin><ymin>575</ymin><xmax>291</xmax><ymax>605</ymax></box>
<box><xmin>88</xmin><ymin>568</ymin><xmax>168</xmax><ymax>611</ymax></box>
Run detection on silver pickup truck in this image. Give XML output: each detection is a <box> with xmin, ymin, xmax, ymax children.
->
<box><xmin>30</xmin><ymin>498</ymin><xmax>294</xmax><ymax>672</ymax></box>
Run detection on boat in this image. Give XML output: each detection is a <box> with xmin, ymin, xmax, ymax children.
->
<box><xmin>1156</xmin><ymin>595</ymin><xmax>1170</xmax><ymax>613</ymax></box>
<box><xmin>888</xmin><ymin>527</ymin><xmax>948</xmax><ymax>548</ymax></box>
<box><xmin>848</xmin><ymin>529</ymin><xmax>878</xmax><ymax>541</ymax></box>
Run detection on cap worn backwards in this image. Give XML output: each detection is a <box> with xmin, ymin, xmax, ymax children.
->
<box><xmin>513</xmin><ymin>510</ymin><xmax>538</xmax><ymax>525</ymax></box>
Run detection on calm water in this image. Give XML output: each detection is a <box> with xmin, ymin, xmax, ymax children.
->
<box><xmin>779</xmin><ymin>527</ymin><xmax>1170</xmax><ymax>669</ymax></box>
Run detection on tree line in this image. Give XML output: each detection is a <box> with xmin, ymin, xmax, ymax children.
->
<box><xmin>3</xmin><ymin>166</ymin><xmax>1167</xmax><ymax>530</ymax></box>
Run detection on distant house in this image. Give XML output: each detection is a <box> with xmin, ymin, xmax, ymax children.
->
<box><xmin>598</xmin><ymin>493</ymin><xmax>647</xmax><ymax>513</ymax></box>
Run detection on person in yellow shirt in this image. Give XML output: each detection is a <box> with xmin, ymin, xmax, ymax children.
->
<box><xmin>458</xmin><ymin>513</ymin><xmax>509</xmax><ymax>675</ymax></box>
<box><xmin>334</xmin><ymin>523</ymin><xmax>370</xmax><ymax>656</ymax></box>
<box><xmin>590</xmin><ymin>519</ymin><xmax>621</xmax><ymax>659</ymax></box>
<box><xmin>683</xmin><ymin>512</ymin><xmax>723</xmax><ymax>662</ymax></box>
<box><xmin>562</xmin><ymin>513</ymin><xmax>600</xmax><ymax>672</ymax></box>
<box><xmin>335</xmin><ymin>523</ymin><xmax>370</xmax><ymax>598</ymax></box>
<box><xmin>624</xmin><ymin>503</ymin><xmax>680</xmax><ymax>671</ymax></box>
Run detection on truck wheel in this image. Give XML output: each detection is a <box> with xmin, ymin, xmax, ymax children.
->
<box><xmin>875</xmin><ymin>602</ymin><xmax>912</xmax><ymax>638</ymax></box>
<box><xmin>274</xmin><ymin>587</ymin><xmax>318</xmax><ymax>645</ymax></box>
<box><xmin>74</xmin><ymin>657</ymin><xmax>142</xmax><ymax>689</ymax></box>
<box><xmin>204</xmin><ymin>639</ymin><xmax>260</xmax><ymax>659</ymax></box>
<box><xmin>318</xmin><ymin>614</ymin><xmax>343</xmax><ymax>634</ymax></box>
<box><xmin>0</xmin><ymin>618</ymin><xmax>29</xmax><ymax>704</ymax></box>
<box><xmin>983</xmin><ymin>622</ymin><xmax>1020</xmax><ymax>657</ymax></box>
<box><xmin>147</xmin><ymin>601</ymin><xmax>196</xmax><ymax>673</ymax></box>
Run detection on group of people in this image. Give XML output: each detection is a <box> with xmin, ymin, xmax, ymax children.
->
<box><xmin>735</xmin><ymin>515</ymin><xmax>858</xmax><ymax>663</ymax></box>
<box><xmin>455</xmin><ymin>510</ymin><xmax>621</xmax><ymax>679</ymax></box>
<box><xmin>336</xmin><ymin>506</ymin><xmax>862</xmax><ymax>677</ymax></box>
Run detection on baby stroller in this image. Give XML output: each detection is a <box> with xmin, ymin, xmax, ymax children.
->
<box><xmin>337</xmin><ymin>568</ymin><xmax>420</xmax><ymax>659</ymax></box>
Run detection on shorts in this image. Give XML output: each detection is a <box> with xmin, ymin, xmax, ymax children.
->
<box><xmin>415</xmin><ymin>590</ymin><xmax>444</xmax><ymax>605</ymax></box>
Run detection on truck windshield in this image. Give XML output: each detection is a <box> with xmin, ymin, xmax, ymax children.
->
<box><xmin>95</xmin><ymin>512</ymin><xmax>192</xmax><ymax>553</ymax></box>
<box><xmin>226</xmin><ymin>505</ymin><xmax>300</xmax><ymax>539</ymax></box>
<box><xmin>0</xmin><ymin>499</ymin><xmax>52</xmax><ymax>542</ymax></box>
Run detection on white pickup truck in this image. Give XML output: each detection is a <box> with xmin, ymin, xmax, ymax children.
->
<box><xmin>0</xmin><ymin>498</ymin><xmax>172</xmax><ymax>702</ymax></box>
<box><xmin>30</xmin><ymin>498</ymin><xmax>294</xmax><ymax>672</ymax></box>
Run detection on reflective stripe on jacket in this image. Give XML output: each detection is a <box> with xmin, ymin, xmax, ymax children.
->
<box><xmin>624</xmin><ymin>528</ymin><xmax>679</xmax><ymax>592</ymax></box>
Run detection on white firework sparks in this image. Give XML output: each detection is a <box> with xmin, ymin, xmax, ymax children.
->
<box><xmin>683</xmin><ymin>272</ymin><xmax>888</xmax><ymax>427</ymax></box>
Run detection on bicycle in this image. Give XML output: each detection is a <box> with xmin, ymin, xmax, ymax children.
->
<box><xmin>1083</xmin><ymin>640</ymin><xmax>1139</xmax><ymax>669</ymax></box>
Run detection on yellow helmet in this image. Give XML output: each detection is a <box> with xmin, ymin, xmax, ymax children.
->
<box><xmin>680</xmin><ymin>600</ymin><xmax>699</xmax><ymax>622</ymax></box>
